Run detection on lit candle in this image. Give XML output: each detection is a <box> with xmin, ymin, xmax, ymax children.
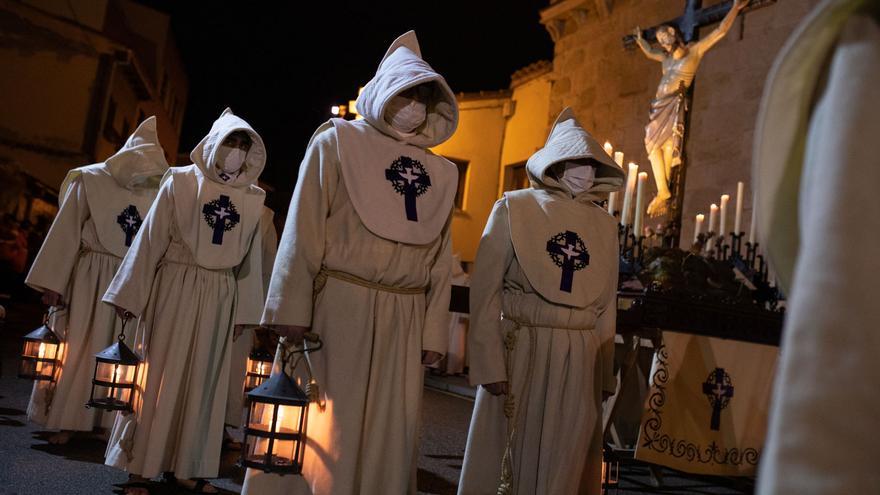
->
<box><xmin>734</xmin><ymin>182</ymin><xmax>744</xmax><ymax>234</ymax></box>
<box><xmin>708</xmin><ymin>203</ymin><xmax>718</xmax><ymax>233</ymax></box>
<box><xmin>620</xmin><ymin>163</ymin><xmax>638</xmax><ymax>226</ymax></box>
<box><xmin>634</xmin><ymin>172</ymin><xmax>648</xmax><ymax>236</ymax></box>
<box><xmin>694</xmin><ymin>213</ymin><xmax>705</xmax><ymax>244</ymax></box>
<box><xmin>719</xmin><ymin>194</ymin><xmax>730</xmax><ymax>238</ymax></box>
<box><xmin>613</xmin><ymin>151</ymin><xmax>624</xmax><ymax>167</ymax></box>
<box><xmin>603</xmin><ymin>141</ymin><xmax>613</xmax><ymax>157</ymax></box>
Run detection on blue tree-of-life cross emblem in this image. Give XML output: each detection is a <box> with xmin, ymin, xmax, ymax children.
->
<box><xmin>702</xmin><ymin>367</ymin><xmax>734</xmax><ymax>431</ymax></box>
<box><xmin>546</xmin><ymin>230</ymin><xmax>590</xmax><ymax>293</ymax></box>
<box><xmin>202</xmin><ymin>194</ymin><xmax>240</xmax><ymax>245</ymax></box>
<box><xmin>116</xmin><ymin>205</ymin><xmax>143</xmax><ymax>247</ymax></box>
<box><xmin>385</xmin><ymin>156</ymin><xmax>431</xmax><ymax>222</ymax></box>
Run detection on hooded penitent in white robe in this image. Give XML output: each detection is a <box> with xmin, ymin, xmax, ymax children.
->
<box><xmin>226</xmin><ymin>206</ymin><xmax>278</xmax><ymax>428</ymax></box>
<box><xmin>752</xmin><ymin>1</ymin><xmax>880</xmax><ymax>492</ymax></box>
<box><xmin>102</xmin><ymin>108</ymin><xmax>267</xmax><ymax>480</ymax></box>
<box><xmin>242</xmin><ymin>30</ymin><xmax>458</xmax><ymax>495</ymax></box>
<box><xmin>24</xmin><ymin>117</ymin><xmax>168</xmax><ymax>431</ymax></box>
<box><xmin>458</xmin><ymin>108</ymin><xmax>624</xmax><ymax>495</ymax></box>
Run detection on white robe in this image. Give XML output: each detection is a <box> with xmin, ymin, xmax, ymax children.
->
<box><xmin>753</xmin><ymin>0</ymin><xmax>880</xmax><ymax>492</ymax></box>
<box><xmin>459</xmin><ymin>108</ymin><xmax>623</xmax><ymax>495</ymax></box>
<box><xmin>243</xmin><ymin>30</ymin><xmax>457</xmax><ymax>495</ymax></box>
<box><xmin>102</xmin><ymin>109</ymin><xmax>267</xmax><ymax>479</ymax></box>
<box><xmin>24</xmin><ymin>116</ymin><xmax>167</xmax><ymax>432</ymax></box>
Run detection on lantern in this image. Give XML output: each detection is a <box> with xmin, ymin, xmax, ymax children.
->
<box><xmin>18</xmin><ymin>311</ymin><xmax>62</xmax><ymax>381</ymax></box>
<box><xmin>86</xmin><ymin>316</ymin><xmax>141</xmax><ymax>412</ymax></box>
<box><xmin>244</xmin><ymin>347</ymin><xmax>274</xmax><ymax>393</ymax></box>
<box><xmin>241</xmin><ymin>370</ymin><xmax>309</xmax><ymax>474</ymax></box>
<box><xmin>242</xmin><ymin>333</ymin><xmax>323</xmax><ymax>475</ymax></box>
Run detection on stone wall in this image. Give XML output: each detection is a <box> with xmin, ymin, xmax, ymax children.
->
<box><xmin>545</xmin><ymin>0</ymin><xmax>820</xmax><ymax>245</ymax></box>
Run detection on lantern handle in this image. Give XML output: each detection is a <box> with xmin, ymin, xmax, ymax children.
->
<box><xmin>44</xmin><ymin>305</ymin><xmax>63</xmax><ymax>324</ymax></box>
<box><xmin>117</xmin><ymin>313</ymin><xmax>131</xmax><ymax>342</ymax></box>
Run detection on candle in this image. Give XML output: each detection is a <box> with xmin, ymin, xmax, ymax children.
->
<box><xmin>694</xmin><ymin>213</ymin><xmax>705</xmax><ymax>244</ymax></box>
<box><xmin>634</xmin><ymin>172</ymin><xmax>648</xmax><ymax>236</ymax></box>
<box><xmin>607</xmin><ymin>192</ymin><xmax>617</xmax><ymax>215</ymax></box>
<box><xmin>614</xmin><ymin>151</ymin><xmax>624</xmax><ymax>167</ymax></box>
<box><xmin>749</xmin><ymin>203</ymin><xmax>757</xmax><ymax>244</ymax></box>
<box><xmin>620</xmin><ymin>163</ymin><xmax>638</xmax><ymax>226</ymax></box>
<box><xmin>708</xmin><ymin>203</ymin><xmax>718</xmax><ymax>233</ymax></box>
<box><xmin>603</xmin><ymin>141</ymin><xmax>613</xmax><ymax>157</ymax></box>
<box><xmin>719</xmin><ymin>194</ymin><xmax>730</xmax><ymax>237</ymax></box>
<box><xmin>734</xmin><ymin>182</ymin><xmax>744</xmax><ymax>234</ymax></box>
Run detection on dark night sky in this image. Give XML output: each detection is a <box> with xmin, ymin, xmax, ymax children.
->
<box><xmin>136</xmin><ymin>0</ymin><xmax>554</xmax><ymax>207</ymax></box>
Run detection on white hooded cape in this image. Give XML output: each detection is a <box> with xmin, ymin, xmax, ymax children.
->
<box><xmin>244</xmin><ymin>31</ymin><xmax>457</xmax><ymax>495</ymax></box>
<box><xmin>102</xmin><ymin>108</ymin><xmax>268</xmax><ymax>480</ymax></box>
<box><xmin>24</xmin><ymin>116</ymin><xmax>168</xmax><ymax>431</ymax></box>
<box><xmin>459</xmin><ymin>108</ymin><xmax>623</xmax><ymax>495</ymax></box>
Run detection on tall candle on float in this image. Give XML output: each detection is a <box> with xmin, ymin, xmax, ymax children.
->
<box><xmin>634</xmin><ymin>172</ymin><xmax>648</xmax><ymax>236</ymax></box>
<box><xmin>708</xmin><ymin>203</ymin><xmax>718</xmax><ymax>233</ymax></box>
<box><xmin>621</xmin><ymin>162</ymin><xmax>638</xmax><ymax>227</ymax></box>
<box><xmin>694</xmin><ymin>213</ymin><xmax>705</xmax><ymax>244</ymax></box>
<box><xmin>719</xmin><ymin>194</ymin><xmax>730</xmax><ymax>238</ymax></box>
<box><xmin>749</xmin><ymin>203</ymin><xmax>757</xmax><ymax>244</ymax></box>
<box><xmin>608</xmin><ymin>151</ymin><xmax>625</xmax><ymax>216</ymax></box>
<box><xmin>734</xmin><ymin>182</ymin><xmax>744</xmax><ymax>234</ymax></box>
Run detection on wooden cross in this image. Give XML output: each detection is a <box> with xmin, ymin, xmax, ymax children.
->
<box><xmin>622</xmin><ymin>0</ymin><xmax>777</xmax><ymax>48</ymax></box>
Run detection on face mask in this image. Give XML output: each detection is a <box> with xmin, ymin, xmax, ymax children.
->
<box><xmin>557</xmin><ymin>161</ymin><xmax>596</xmax><ymax>195</ymax></box>
<box><xmin>385</xmin><ymin>95</ymin><xmax>427</xmax><ymax>133</ymax></box>
<box><xmin>217</xmin><ymin>145</ymin><xmax>247</xmax><ymax>174</ymax></box>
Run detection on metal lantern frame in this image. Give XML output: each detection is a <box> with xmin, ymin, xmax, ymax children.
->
<box><xmin>86</xmin><ymin>315</ymin><xmax>142</xmax><ymax>413</ymax></box>
<box><xmin>18</xmin><ymin>308</ymin><xmax>63</xmax><ymax>381</ymax></box>
<box><xmin>244</xmin><ymin>347</ymin><xmax>274</xmax><ymax>394</ymax></box>
<box><xmin>241</xmin><ymin>333</ymin><xmax>323</xmax><ymax>475</ymax></box>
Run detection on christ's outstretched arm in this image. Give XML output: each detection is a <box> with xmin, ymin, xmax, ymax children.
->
<box><xmin>694</xmin><ymin>0</ymin><xmax>749</xmax><ymax>55</ymax></box>
<box><xmin>633</xmin><ymin>26</ymin><xmax>666</xmax><ymax>62</ymax></box>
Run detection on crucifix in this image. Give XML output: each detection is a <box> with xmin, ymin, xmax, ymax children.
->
<box><xmin>202</xmin><ymin>194</ymin><xmax>241</xmax><ymax>245</ymax></box>
<box><xmin>623</xmin><ymin>0</ymin><xmax>776</xmax><ymax>243</ymax></box>
<box><xmin>116</xmin><ymin>205</ymin><xmax>143</xmax><ymax>247</ymax></box>
<box><xmin>702</xmin><ymin>367</ymin><xmax>734</xmax><ymax>431</ymax></box>
<box><xmin>385</xmin><ymin>156</ymin><xmax>432</xmax><ymax>222</ymax></box>
<box><xmin>546</xmin><ymin>230</ymin><xmax>590</xmax><ymax>293</ymax></box>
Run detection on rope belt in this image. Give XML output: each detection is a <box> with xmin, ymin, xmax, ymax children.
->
<box><xmin>313</xmin><ymin>267</ymin><xmax>428</xmax><ymax>297</ymax></box>
<box><xmin>79</xmin><ymin>246</ymin><xmax>120</xmax><ymax>259</ymax></box>
<box><xmin>497</xmin><ymin>317</ymin><xmax>596</xmax><ymax>494</ymax></box>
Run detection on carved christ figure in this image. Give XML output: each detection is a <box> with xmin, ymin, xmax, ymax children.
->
<box><xmin>635</xmin><ymin>0</ymin><xmax>748</xmax><ymax>216</ymax></box>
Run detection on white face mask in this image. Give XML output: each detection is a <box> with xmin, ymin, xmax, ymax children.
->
<box><xmin>385</xmin><ymin>95</ymin><xmax>427</xmax><ymax>133</ymax></box>
<box><xmin>557</xmin><ymin>161</ymin><xmax>596</xmax><ymax>195</ymax></box>
<box><xmin>217</xmin><ymin>145</ymin><xmax>247</xmax><ymax>174</ymax></box>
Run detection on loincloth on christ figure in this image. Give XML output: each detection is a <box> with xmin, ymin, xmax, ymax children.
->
<box><xmin>645</xmin><ymin>90</ymin><xmax>687</xmax><ymax>167</ymax></box>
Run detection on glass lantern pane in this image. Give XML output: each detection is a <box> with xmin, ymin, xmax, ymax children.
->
<box><xmin>245</xmin><ymin>402</ymin><xmax>304</xmax><ymax>470</ymax></box>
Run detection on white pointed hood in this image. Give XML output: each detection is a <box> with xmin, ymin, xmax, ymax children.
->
<box><xmin>190</xmin><ymin>108</ymin><xmax>266</xmax><ymax>188</ymax></box>
<box><xmin>356</xmin><ymin>30</ymin><xmax>459</xmax><ymax>148</ymax></box>
<box><xmin>103</xmin><ymin>116</ymin><xmax>169</xmax><ymax>189</ymax></box>
<box><xmin>526</xmin><ymin>108</ymin><xmax>624</xmax><ymax>199</ymax></box>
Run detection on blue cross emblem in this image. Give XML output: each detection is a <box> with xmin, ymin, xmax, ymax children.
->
<box><xmin>116</xmin><ymin>205</ymin><xmax>143</xmax><ymax>247</ymax></box>
<box><xmin>385</xmin><ymin>156</ymin><xmax>431</xmax><ymax>222</ymax></box>
<box><xmin>702</xmin><ymin>368</ymin><xmax>734</xmax><ymax>431</ymax></box>
<box><xmin>546</xmin><ymin>230</ymin><xmax>589</xmax><ymax>293</ymax></box>
<box><xmin>202</xmin><ymin>195</ymin><xmax>240</xmax><ymax>245</ymax></box>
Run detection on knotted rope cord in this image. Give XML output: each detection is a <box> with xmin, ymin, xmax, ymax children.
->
<box><xmin>497</xmin><ymin>318</ymin><xmax>538</xmax><ymax>495</ymax></box>
<box><xmin>313</xmin><ymin>267</ymin><xmax>428</xmax><ymax>296</ymax></box>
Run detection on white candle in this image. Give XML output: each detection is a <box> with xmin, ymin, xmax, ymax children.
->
<box><xmin>603</xmin><ymin>141</ymin><xmax>614</xmax><ymax>157</ymax></box>
<box><xmin>620</xmin><ymin>162</ymin><xmax>638</xmax><ymax>227</ymax></box>
<box><xmin>607</xmin><ymin>192</ymin><xmax>618</xmax><ymax>215</ymax></box>
<box><xmin>734</xmin><ymin>182</ymin><xmax>744</xmax><ymax>234</ymax></box>
<box><xmin>749</xmin><ymin>204</ymin><xmax>757</xmax><ymax>244</ymax></box>
<box><xmin>719</xmin><ymin>194</ymin><xmax>730</xmax><ymax>237</ymax></box>
<box><xmin>708</xmin><ymin>203</ymin><xmax>718</xmax><ymax>233</ymax></box>
<box><xmin>634</xmin><ymin>172</ymin><xmax>648</xmax><ymax>235</ymax></box>
<box><xmin>694</xmin><ymin>213</ymin><xmax>705</xmax><ymax>244</ymax></box>
<box><xmin>614</xmin><ymin>151</ymin><xmax>624</xmax><ymax>167</ymax></box>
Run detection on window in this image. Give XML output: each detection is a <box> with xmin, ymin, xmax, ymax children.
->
<box><xmin>503</xmin><ymin>161</ymin><xmax>530</xmax><ymax>192</ymax></box>
<box><xmin>445</xmin><ymin>157</ymin><xmax>469</xmax><ymax>210</ymax></box>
